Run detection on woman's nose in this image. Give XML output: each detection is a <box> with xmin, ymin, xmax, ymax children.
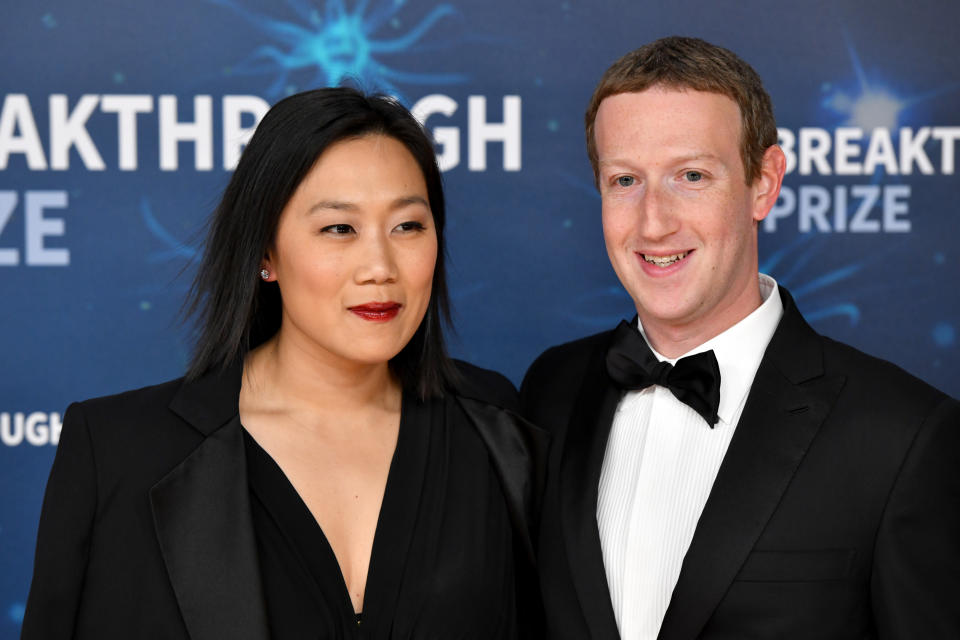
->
<box><xmin>354</xmin><ymin>233</ymin><xmax>398</xmax><ymax>284</ymax></box>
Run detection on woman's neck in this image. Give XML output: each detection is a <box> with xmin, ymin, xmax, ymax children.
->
<box><xmin>242</xmin><ymin>331</ymin><xmax>402</xmax><ymax>418</ymax></box>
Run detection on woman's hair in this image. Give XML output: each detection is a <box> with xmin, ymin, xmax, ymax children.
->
<box><xmin>184</xmin><ymin>87</ymin><xmax>457</xmax><ymax>398</ymax></box>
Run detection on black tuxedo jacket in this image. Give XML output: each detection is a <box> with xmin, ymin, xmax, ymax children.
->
<box><xmin>22</xmin><ymin>361</ymin><xmax>547</xmax><ymax>640</ymax></box>
<box><xmin>521</xmin><ymin>288</ymin><xmax>960</xmax><ymax>639</ymax></box>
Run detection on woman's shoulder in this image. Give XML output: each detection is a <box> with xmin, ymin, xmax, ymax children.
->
<box><xmin>55</xmin><ymin>375</ymin><xmax>217</xmax><ymax>495</ymax></box>
<box><xmin>74</xmin><ymin>362</ymin><xmax>240</xmax><ymax>430</ymax></box>
<box><xmin>449</xmin><ymin>360</ymin><xmax>519</xmax><ymax>413</ymax></box>
<box><xmin>63</xmin><ymin>374</ymin><xmax>212</xmax><ymax>459</ymax></box>
<box><xmin>74</xmin><ymin>376</ymin><xmax>187</xmax><ymax>421</ymax></box>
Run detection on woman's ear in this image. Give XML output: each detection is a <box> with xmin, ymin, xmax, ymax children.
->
<box><xmin>260</xmin><ymin>251</ymin><xmax>276</xmax><ymax>282</ymax></box>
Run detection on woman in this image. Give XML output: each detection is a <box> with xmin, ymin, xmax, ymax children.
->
<box><xmin>22</xmin><ymin>88</ymin><xmax>547</xmax><ymax>639</ymax></box>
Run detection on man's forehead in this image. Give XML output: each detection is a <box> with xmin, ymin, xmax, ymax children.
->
<box><xmin>593</xmin><ymin>89</ymin><xmax>744</xmax><ymax>174</ymax></box>
<box><xmin>598</xmin><ymin>85</ymin><xmax>741</xmax><ymax>114</ymax></box>
<box><xmin>595</xmin><ymin>90</ymin><xmax>741</xmax><ymax>140</ymax></box>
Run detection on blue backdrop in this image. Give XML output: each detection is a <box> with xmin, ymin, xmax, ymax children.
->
<box><xmin>2</xmin><ymin>0</ymin><xmax>958</xmax><ymax>634</ymax></box>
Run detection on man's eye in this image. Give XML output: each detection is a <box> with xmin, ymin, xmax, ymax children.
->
<box><xmin>616</xmin><ymin>175</ymin><xmax>635</xmax><ymax>187</ymax></box>
<box><xmin>321</xmin><ymin>224</ymin><xmax>354</xmax><ymax>235</ymax></box>
<box><xmin>684</xmin><ymin>171</ymin><xmax>703</xmax><ymax>182</ymax></box>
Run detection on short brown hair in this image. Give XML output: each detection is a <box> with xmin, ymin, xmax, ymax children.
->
<box><xmin>585</xmin><ymin>36</ymin><xmax>777</xmax><ymax>185</ymax></box>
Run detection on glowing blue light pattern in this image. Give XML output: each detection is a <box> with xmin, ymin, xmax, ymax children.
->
<box><xmin>211</xmin><ymin>0</ymin><xmax>468</xmax><ymax>100</ymax></box>
<box><xmin>761</xmin><ymin>234</ymin><xmax>863</xmax><ymax>325</ymax></box>
<box><xmin>932</xmin><ymin>322</ymin><xmax>956</xmax><ymax>348</ymax></box>
<box><xmin>821</xmin><ymin>31</ymin><xmax>958</xmax><ymax>131</ymax></box>
<box><xmin>8</xmin><ymin>602</ymin><xmax>25</xmax><ymax>624</ymax></box>
<box><xmin>140</xmin><ymin>198</ymin><xmax>198</xmax><ymax>263</ymax></box>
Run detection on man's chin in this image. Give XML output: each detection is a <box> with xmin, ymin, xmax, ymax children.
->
<box><xmin>634</xmin><ymin>301</ymin><xmax>700</xmax><ymax>330</ymax></box>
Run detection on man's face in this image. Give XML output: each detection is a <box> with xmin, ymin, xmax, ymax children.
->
<box><xmin>594</xmin><ymin>87</ymin><xmax>781</xmax><ymax>350</ymax></box>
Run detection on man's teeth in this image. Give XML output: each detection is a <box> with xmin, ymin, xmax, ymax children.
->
<box><xmin>643</xmin><ymin>251</ymin><xmax>689</xmax><ymax>266</ymax></box>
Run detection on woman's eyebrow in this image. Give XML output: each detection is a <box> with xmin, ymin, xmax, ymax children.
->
<box><xmin>307</xmin><ymin>200</ymin><xmax>358</xmax><ymax>214</ymax></box>
<box><xmin>307</xmin><ymin>195</ymin><xmax>429</xmax><ymax>214</ymax></box>
<box><xmin>391</xmin><ymin>195</ymin><xmax>429</xmax><ymax>210</ymax></box>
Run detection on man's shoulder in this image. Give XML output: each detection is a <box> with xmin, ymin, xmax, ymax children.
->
<box><xmin>524</xmin><ymin>330</ymin><xmax>613</xmax><ymax>386</ymax></box>
<box><xmin>777</xmin><ymin>286</ymin><xmax>954</xmax><ymax>410</ymax></box>
<box><xmin>818</xmin><ymin>334</ymin><xmax>953</xmax><ymax>409</ymax></box>
<box><xmin>520</xmin><ymin>331</ymin><xmax>612</xmax><ymax>398</ymax></box>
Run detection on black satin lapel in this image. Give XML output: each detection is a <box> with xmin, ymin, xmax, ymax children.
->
<box><xmin>150</xmin><ymin>415</ymin><xmax>270</xmax><ymax>640</ymax></box>
<box><xmin>455</xmin><ymin>396</ymin><xmax>551</xmax><ymax>562</ymax></box>
<box><xmin>560</xmin><ymin>347</ymin><xmax>623</xmax><ymax>640</ymax></box>
<box><xmin>657</xmin><ymin>366</ymin><xmax>845</xmax><ymax>640</ymax></box>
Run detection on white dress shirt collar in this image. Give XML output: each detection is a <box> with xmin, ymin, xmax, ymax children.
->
<box><xmin>638</xmin><ymin>274</ymin><xmax>783</xmax><ymax>425</ymax></box>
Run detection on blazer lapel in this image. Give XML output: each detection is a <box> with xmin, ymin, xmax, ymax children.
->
<box><xmin>560</xmin><ymin>334</ymin><xmax>623</xmax><ymax>640</ymax></box>
<box><xmin>455</xmin><ymin>396</ymin><xmax>551</xmax><ymax>562</ymax></box>
<box><xmin>658</xmin><ymin>289</ymin><xmax>846</xmax><ymax>640</ymax></box>
<box><xmin>150</xmin><ymin>363</ymin><xmax>270</xmax><ymax>640</ymax></box>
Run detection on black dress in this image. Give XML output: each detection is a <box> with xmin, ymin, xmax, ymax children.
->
<box><xmin>244</xmin><ymin>391</ymin><xmax>526</xmax><ymax>639</ymax></box>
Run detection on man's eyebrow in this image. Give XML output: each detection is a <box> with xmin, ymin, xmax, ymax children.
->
<box><xmin>598</xmin><ymin>152</ymin><xmax>726</xmax><ymax>168</ymax></box>
<box><xmin>675</xmin><ymin>152</ymin><xmax>724</xmax><ymax>163</ymax></box>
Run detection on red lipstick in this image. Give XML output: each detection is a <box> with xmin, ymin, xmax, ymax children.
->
<box><xmin>349</xmin><ymin>302</ymin><xmax>402</xmax><ymax>321</ymax></box>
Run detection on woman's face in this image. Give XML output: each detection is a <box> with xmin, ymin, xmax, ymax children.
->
<box><xmin>264</xmin><ymin>134</ymin><xmax>438</xmax><ymax>369</ymax></box>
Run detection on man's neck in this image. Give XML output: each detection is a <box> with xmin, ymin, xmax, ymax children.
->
<box><xmin>640</xmin><ymin>281</ymin><xmax>765</xmax><ymax>359</ymax></box>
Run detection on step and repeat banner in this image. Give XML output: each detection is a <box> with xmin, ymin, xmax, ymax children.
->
<box><xmin>2</xmin><ymin>0</ymin><xmax>958</xmax><ymax>633</ymax></box>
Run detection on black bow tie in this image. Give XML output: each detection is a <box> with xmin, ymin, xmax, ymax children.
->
<box><xmin>605</xmin><ymin>320</ymin><xmax>722</xmax><ymax>427</ymax></box>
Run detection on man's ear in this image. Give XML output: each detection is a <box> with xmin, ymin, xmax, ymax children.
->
<box><xmin>752</xmin><ymin>145</ymin><xmax>787</xmax><ymax>222</ymax></box>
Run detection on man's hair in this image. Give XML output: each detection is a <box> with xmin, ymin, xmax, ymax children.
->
<box><xmin>585</xmin><ymin>36</ymin><xmax>777</xmax><ymax>185</ymax></box>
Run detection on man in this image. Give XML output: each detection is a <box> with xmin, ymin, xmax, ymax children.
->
<box><xmin>522</xmin><ymin>36</ymin><xmax>959</xmax><ymax>639</ymax></box>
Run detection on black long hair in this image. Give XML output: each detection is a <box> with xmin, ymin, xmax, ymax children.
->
<box><xmin>184</xmin><ymin>87</ymin><xmax>457</xmax><ymax>398</ymax></box>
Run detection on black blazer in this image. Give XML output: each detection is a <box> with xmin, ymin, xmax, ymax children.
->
<box><xmin>521</xmin><ymin>288</ymin><xmax>960</xmax><ymax>639</ymax></box>
<box><xmin>22</xmin><ymin>361</ymin><xmax>548</xmax><ymax>640</ymax></box>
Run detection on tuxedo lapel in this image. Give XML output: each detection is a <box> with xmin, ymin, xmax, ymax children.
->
<box><xmin>560</xmin><ymin>335</ymin><xmax>623</xmax><ymax>640</ymax></box>
<box><xmin>658</xmin><ymin>290</ymin><xmax>846</xmax><ymax>640</ymax></box>
<box><xmin>150</xmin><ymin>364</ymin><xmax>270</xmax><ymax>640</ymax></box>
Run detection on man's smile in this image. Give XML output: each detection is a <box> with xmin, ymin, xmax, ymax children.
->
<box><xmin>641</xmin><ymin>251</ymin><xmax>690</xmax><ymax>267</ymax></box>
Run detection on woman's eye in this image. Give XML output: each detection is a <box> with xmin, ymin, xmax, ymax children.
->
<box><xmin>684</xmin><ymin>171</ymin><xmax>703</xmax><ymax>182</ymax></box>
<box><xmin>395</xmin><ymin>221</ymin><xmax>426</xmax><ymax>233</ymax></box>
<box><xmin>321</xmin><ymin>223</ymin><xmax>354</xmax><ymax>235</ymax></box>
<box><xmin>616</xmin><ymin>175</ymin><xmax>635</xmax><ymax>187</ymax></box>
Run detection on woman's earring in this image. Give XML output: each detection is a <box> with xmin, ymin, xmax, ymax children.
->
<box><xmin>260</xmin><ymin>269</ymin><xmax>270</xmax><ymax>281</ymax></box>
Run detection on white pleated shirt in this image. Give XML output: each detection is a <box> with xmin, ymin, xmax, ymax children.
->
<box><xmin>596</xmin><ymin>274</ymin><xmax>783</xmax><ymax>640</ymax></box>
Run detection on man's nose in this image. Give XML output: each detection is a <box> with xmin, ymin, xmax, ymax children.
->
<box><xmin>635</xmin><ymin>184</ymin><xmax>680</xmax><ymax>240</ymax></box>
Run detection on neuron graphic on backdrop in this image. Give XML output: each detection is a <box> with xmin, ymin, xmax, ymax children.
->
<box><xmin>211</xmin><ymin>0</ymin><xmax>467</xmax><ymax>100</ymax></box>
<box><xmin>142</xmin><ymin>0</ymin><xmax>470</xmax><ymax>267</ymax></box>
